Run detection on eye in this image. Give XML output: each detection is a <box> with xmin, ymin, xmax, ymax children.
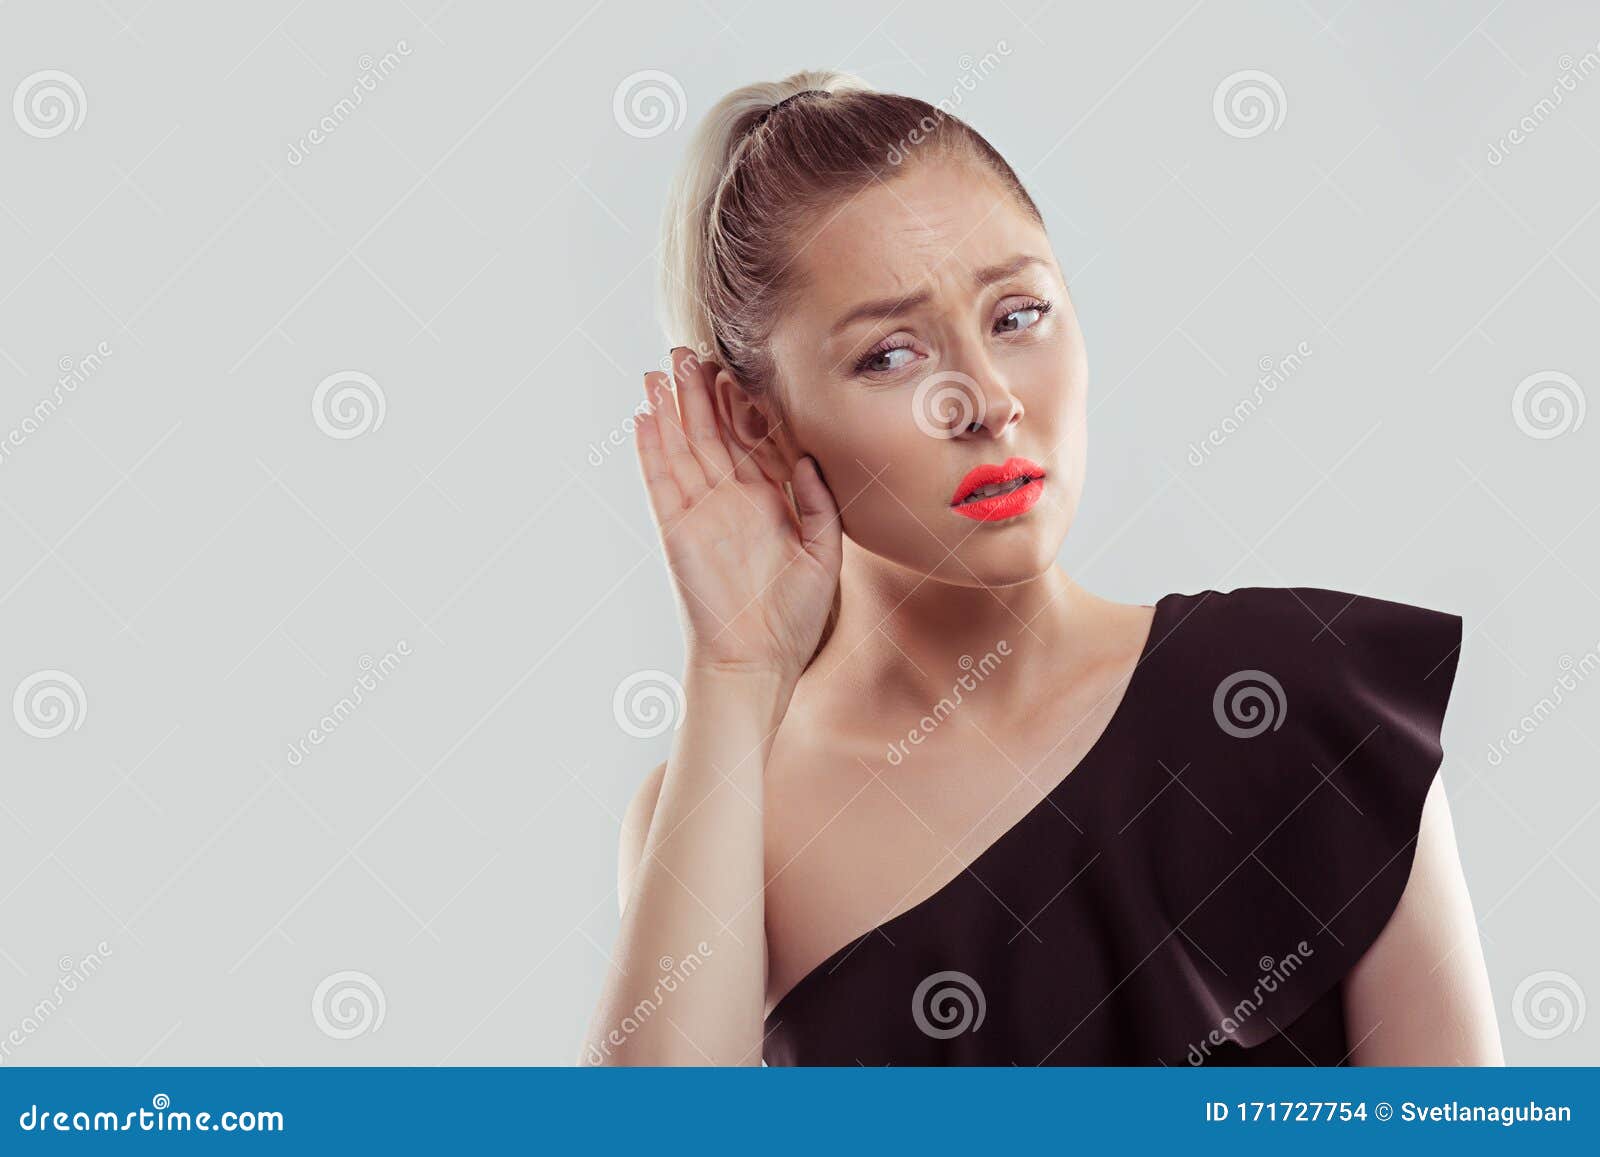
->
<box><xmin>995</xmin><ymin>298</ymin><xmax>1053</xmax><ymax>335</ymax></box>
<box><xmin>853</xmin><ymin>339</ymin><xmax>920</xmax><ymax>376</ymax></box>
<box><xmin>850</xmin><ymin>297</ymin><xmax>1055</xmax><ymax>379</ymax></box>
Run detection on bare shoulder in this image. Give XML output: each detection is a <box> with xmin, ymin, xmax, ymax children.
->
<box><xmin>1068</xmin><ymin>590</ymin><xmax>1161</xmax><ymax>671</ymax></box>
<box><xmin>616</xmin><ymin>760</ymin><xmax>669</xmax><ymax>918</ymax></box>
<box><xmin>1341</xmin><ymin>774</ymin><xmax>1504</xmax><ymax>1063</ymax></box>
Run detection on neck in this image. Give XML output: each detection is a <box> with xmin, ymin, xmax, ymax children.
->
<box><xmin>807</xmin><ymin>537</ymin><xmax>1095</xmax><ymax>713</ymax></box>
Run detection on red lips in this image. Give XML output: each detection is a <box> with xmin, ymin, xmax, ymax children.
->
<box><xmin>950</xmin><ymin>456</ymin><xmax>1046</xmax><ymax>522</ymax></box>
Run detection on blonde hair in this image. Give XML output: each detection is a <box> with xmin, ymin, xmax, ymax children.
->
<box><xmin>657</xmin><ymin>68</ymin><xmax>1043</xmax><ymax>396</ymax></box>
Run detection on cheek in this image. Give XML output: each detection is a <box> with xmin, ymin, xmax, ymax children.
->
<box><xmin>792</xmin><ymin>391</ymin><xmax>932</xmax><ymax>525</ymax></box>
<box><xmin>1023</xmin><ymin>340</ymin><xmax>1087</xmax><ymax>455</ymax></box>
<box><xmin>812</xmin><ymin>397</ymin><xmax>917</xmax><ymax>497</ymax></box>
<box><xmin>1022</xmin><ymin>332</ymin><xmax>1083</xmax><ymax>415</ymax></box>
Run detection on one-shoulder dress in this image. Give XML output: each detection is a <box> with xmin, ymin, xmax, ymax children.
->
<box><xmin>762</xmin><ymin>585</ymin><xmax>1464</xmax><ymax>1065</ymax></box>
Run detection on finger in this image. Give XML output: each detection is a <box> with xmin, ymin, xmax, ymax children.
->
<box><xmin>635</xmin><ymin>375</ymin><xmax>686</xmax><ymax>529</ymax></box>
<box><xmin>790</xmin><ymin>455</ymin><xmax>843</xmax><ymax>561</ymax></box>
<box><xmin>671</xmin><ymin>348</ymin><xmax>735</xmax><ymax>481</ymax></box>
<box><xmin>647</xmin><ymin>370</ymin><xmax>709</xmax><ymax>500</ymax></box>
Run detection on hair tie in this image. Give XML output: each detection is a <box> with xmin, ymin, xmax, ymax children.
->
<box><xmin>751</xmin><ymin>88</ymin><xmax>827</xmax><ymax>131</ymax></box>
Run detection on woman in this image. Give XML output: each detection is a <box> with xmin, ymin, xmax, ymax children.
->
<box><xmin>583</xmin><ymin>69</ymin><xmax>1503</xmax><ymax>1066</ymax></box>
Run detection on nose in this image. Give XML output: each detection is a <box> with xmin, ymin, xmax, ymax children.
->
<box><xmin>927</xmin><ymin>327</ymin><xmax>1026</xmax><ymax>440</ymax></box>
<box><xmin>953</xmin><ymin>371</ymin><xmax>1024</xmax><ymax>441</ymax></box>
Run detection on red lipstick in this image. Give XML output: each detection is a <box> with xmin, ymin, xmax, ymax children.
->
<box><xmin>950</xmin><ymin>456</ymin><xmax>1046</xmax><ymax>522</ymax></box>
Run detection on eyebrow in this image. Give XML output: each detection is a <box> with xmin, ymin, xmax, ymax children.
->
<box><xmin>828</xmin><ymin>254</ymin><xmax>1050</xmax><ymax>337</ymax></box>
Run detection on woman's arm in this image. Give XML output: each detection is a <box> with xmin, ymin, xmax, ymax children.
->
<box><xmin>578</xmin><ymin>349</ymin><xmax>841</xmax><ymax>1065</ymax></box>
<box><xmin>1340</xmin><ymin>773</ymin><xmax>1505</xmax><ymax>1064</ymax></box>
<box><xmin>582</xmin><ymin>667</ymin><xmax>795</xmax><ymax>1066</ymax></box>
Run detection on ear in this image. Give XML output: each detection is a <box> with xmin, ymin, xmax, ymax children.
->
<box><xmin>711</xmin><ymin>364</ymin><xmax>798</xmax><ymax>483</ymax></box>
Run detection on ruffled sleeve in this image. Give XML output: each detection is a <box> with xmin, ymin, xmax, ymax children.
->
<box><xmin>1157</xmin><ymin>587</ymin><xmax>1464</xmax><ymax>1055</ymax></box>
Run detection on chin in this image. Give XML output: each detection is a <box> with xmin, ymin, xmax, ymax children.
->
<box><xmin>942</xmin><ymin>529</ymin><xmax>1065</xmax><ymax>587</ymax></box>
<box><xmin>850</xmin><ymin>495</ymin><xmax>1075</xmax><ymax>583</ymax></box>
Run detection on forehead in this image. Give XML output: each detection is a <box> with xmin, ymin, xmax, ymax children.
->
<box><xmin>786</xmin><ymin>158</ymin><xmax>1050</xmax><ymax>325</ymax></box>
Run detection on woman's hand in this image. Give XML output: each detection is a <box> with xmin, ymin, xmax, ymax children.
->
<box><xmin>635</xmin><ymin>348</ymin><xmax>842</xmax><ymax>683</ymax></box>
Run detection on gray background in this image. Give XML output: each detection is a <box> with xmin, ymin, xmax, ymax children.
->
<box><xmin>1</xmin><ymin>0</ymin><xmax>1595</xmax><ymax>1065</ymax></box>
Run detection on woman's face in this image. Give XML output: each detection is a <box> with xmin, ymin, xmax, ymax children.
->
<box><xmin>761</xmin><ymin>155</ymin><xmax>1088</xmax><ymax>588</ymax></box>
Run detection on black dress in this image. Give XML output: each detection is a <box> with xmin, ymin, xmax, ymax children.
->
<box><xmin>763</xmin><ymin>586</ymin><xmax>1464</xmax><ymax>1066</ymax></box>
